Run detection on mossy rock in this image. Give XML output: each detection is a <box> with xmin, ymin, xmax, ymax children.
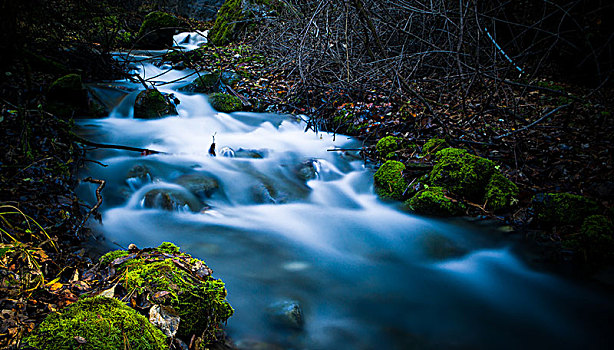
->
<box><xmin>374</xmin><ymin>160</ymin><xmax>407</xmax><ymax>201</ymax></box>
<box><xmin>134</xmin><ymin>89</ymin><xmax>178</xmax><ymax>119</ymax></box>
<box><xmin>532</xmin><ymin>192</ymin><xmax>599</xmax><ymax>227</ymax></box>
<box><xmin>429</xmin><ymin>148</ymin><xmax>495</xmax><ymax>201</ymax></box>
<box><xmin>376</xmin><ymin>136</ymin><xmax>403</xmax><ymax>159</ymax></box>
<box><xmin>422</xmin><ymin>138</ymin><xmax>449</xmax><ymax>155</ymax></box>
<box><xmin>142</xmin><ymin>188</ymin><xmax>202</xmax><ymax>212</ymax></box>
<box><xmin>193</xmin><ymin>72</ymin><xmax>221</xmax><ymax>93</ymax></box>
<box><xmin>405</xmin><ymin>187</ymin><xmax>466</xmax><ymax>216</ymax></box>
<box><xmin>565</xmin><ymin>215</ymin><xmax>614</xmax><ymax>264</ymax></box>
<box><xmin>24</xmin><ymin>296</ymin><xmax>167</xmax><ymax>350</ymax></box>
<box><xmin>209</xmin><ymin>0</ymin><xmax>279</xmax><ymax>46</ymax></box>
<box><xmin>484</xmin><ymin>172</ymin><xmax>519</xmax><ymax>212</ymax></box>
<box><xmin>136</xmin><ymin>11</ymin><xmax>182</xmax><ymax>49</ymax></box>
<box><xmin>97</xmin><ymin>243</ymin><xmax>234</xmax><ymax>347</ymax></box>
<box><xmin>47</xmin><ymin>74</ymin><xmax>89</xmax><ymax>117</ymax></box>
<box><xmin>209</xmin><ymin>93</ymin><xmax>243</xmax><ymax>112</ymax></box>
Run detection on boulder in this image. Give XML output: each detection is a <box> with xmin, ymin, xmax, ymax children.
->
<box><xmin>174</xmin><ymin>173</ymin><xmax>220</xmax><ymax>200</ymax></box>
<box><xmin>25</xmin><ymin>297</ymin><xmax>167</xmax><ymax>350</ymax></box>
<box><xmin>126</xmin><ymin>164</ymin><xmax>154</xmax><ymax>190</ymax></box>
<box><xmin>421</xmin><ymin>138</ymin><xmax>449</xmax><ymax>155</ymax></box>
<box><xmin>373</xmin><ymin>160</ymin><xmax>407</xmax><ymax>201</ymax></box>
<box><xmin>532</xmin><ymin>192</ymin><xmax>599</xmax><ymax>227</ymax></box>
<box><xmin>134</xmin><ymin>89</ymin><xmax>178</xmax><ymax>119</ymax></box>
<box><xmin>376</xmin><ymin>136</ymin><xmax>403</xmax><ymax>159</ymax></box>
<box><xmin>47</xmin><ymin>74</ymin><xmax>106</xmax><ymax>118</ymax></box>
<box><xmin>484</xmin><ymin>172</ymin><xmax>519</xmax><ymax>212</ymax></box>
<box><xmin>143</xmin><ymin>188</ymin><xmax>202</xmax><ymax>212</ymax></box>
<box><xmin>209</xmin><ymin>93</ymin><xmax>242</xmax><ymax>113</ymax></box>
<box><xmin>136</xmin><ymin>11</ymin><xmax>183</xmax><ymax>49</ymax></box>
<box><xmin>405</xmin><ymin>187</ymin><xmax>466</xmax><ymax>216</ymax></box>
<box><xmin>295</xmin><ymin>159</ymin><xmax>318</xmax><ymax>181</ymax></box>
<box><xmin>95</xmin><ymin>242</ymin><xmax>234</xmax><ymax>347</ymax></box>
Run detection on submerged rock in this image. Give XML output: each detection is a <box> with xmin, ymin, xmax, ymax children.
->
<box><xmin>174</xmin><ymin>173</ymin><xmax>220</xmax><ymax>200</ymax></box>
<box><xmin>267</xmin><ymin>300</ymin><xmax>304</xmax><ymax>330</ymax></box>
<box><xmin>143</xmin><ymin>188</ymin><xmax>201</xmax><ymax>212</ymax></box>
<box><xmin>295</xmin><ymin>159</ymin><xmax>318</xmax><ymax>181</ymax></box>
<box><xmin>126</xmin><ymin>164</ymin><xmax>154</xmax><ymax>190</ymax></box>
<box><xmin>134</xmin><ymin>89</ymin><xmax>178</xmax><ymax>119</ymax></box>
<box><xmin>25</xmin><ymin>296</ymin><xmax>167</xmax><ymax>350</ymax></box>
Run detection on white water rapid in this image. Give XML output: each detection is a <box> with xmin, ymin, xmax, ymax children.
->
<box><xmin>76</xmin><ymin>34</ymin><xmax>614</xmax><ymax>350</ymax></box>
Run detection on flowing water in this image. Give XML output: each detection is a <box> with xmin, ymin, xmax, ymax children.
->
<box><xmin>76</xmin><ymin>34</ymin><xmax>614</xmax><ymax>350</ymax></box>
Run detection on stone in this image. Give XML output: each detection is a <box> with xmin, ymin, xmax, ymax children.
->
<box><xmin>376</xmin><ymin>136</ymin><xmax>402</xmax><ymax>159</ymax></box>
<box><xmin>373</xmin><ymin>160</ymin><xmax>407</xmax><ymax>201</ymax></box>
<box><xmin>174</xmin><ymin>173</ymin><xmax>220</xmax><ymax>200</ymax></box>
<box><xmin>136</xmin><ymin>11</ymin><xmax>183</xmax><ymax>49</ymax></box>
<box><xmin>405</xmin><ymin>187</ymin><xmax>466</xmax><ymax>216</ymax></box>
<box><xmin>209</xmin><ymin>93</ymin><xmax>242</xmax><ymax>113</ymax></box>
<box><xmin>267</xmin><ymin>300</ymin><xmax>304</xmax><ymax>330</ymax></box>
<box><xmin>134</xmin><ymin>89</ymin><xmax>178</xmax><ymax>119</ymax></box>
<box><xmin>143</xmin><ymin>188</ymin><xmax>202</xmax><ymax>212</ymax></box>
<box><xmin>532</xmin><ymin>192</ymin><xmax>599</xmax><ymax>227</ymax></box>
<box><xmin>126</xmin><ymin>164</ymin><xmax>154</xmax><ymax>190</ymax></box>
<box><xmin>149</xmin><ymin>304</ymin><xmax>181</xmax><ymax>338</ymax></box>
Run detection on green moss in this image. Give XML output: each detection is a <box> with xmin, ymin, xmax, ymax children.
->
<box><xmin>99</xmin><ymin>249</ymin><xmax>129</xmax><ymax>266</ymax></box>
<box><xmin>374</xmin><ymin>160</ymin><xmax>407</xmax><ymax>200</ymax></box>
<box><xmin>156</xmin><ymin>242</ymin><xmax>181</xmax><ymax>254</ymax></box>
<box><xmin>484</xmin><ymin>172</ymin><xmax>519</xmax><ymax>212</ymax></box>
<box><xmin>194</xmin><ymin>73</ymin><xmax>220</xmax><ymax>93</ymax></box>
<box><xmin>137</xmin><ymin>11</ymin><xmax>182</xmax><ymax>49</ymax></box>
<box><xmin>50</xmin><ymin>73</ymin><xmax>82</xmax><ymax>92</ymax></box>
<box><xmin>134</xmin><ymin>89</ymin><xmax>178</xmax><ymax>119</ymax></box>
<box><xmin>565</xmin><ymin>215</ymin><xmax>614</xmax><ymax>263</ymax></box>
<box><xmin>429</xmin><ymin>148</ymin><xmax>495</xmax><ymax>201</ymax></box>
<box><xmin>405</xmin><ymin>187</ymin><xmax>466</xmax><ymax>216</ymax></box>
<box><xmin>532</xmin><ymin>192</ymin><xmax>599</xmax><ymax>227</ymax></box>
<box><xmin>209</xmin><ymin>0</ymin><xmax>243</xmax><ymax>46</ymax></box>
<box><xmin>107</xmin><ymin>243</ymin><xmax>233</xmax><ymax>347</ymax></box>
<box><xmin>209</xmin><ymin>92</ymin><xmax>242</xmax><ymax>112</ymax></box>
<box><xmin>376</xmin><ymin>136</ymin><xmax>402</xmax><ymax>159</ymax></box>
<box><xmin>422</xmin><ymin>138</ymin><xmax>449</xmax><ymax>155</ymax></box>
<box><xmin>24</xmin><ymin>297</ymin><xmax>167</xmax><ymax>350</ymax></box>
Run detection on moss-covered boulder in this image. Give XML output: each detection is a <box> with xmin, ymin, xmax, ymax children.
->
<box><xmin>24</xmin><ymin>296</ymin><xmax>167</xmax><ymax>350</ymax></box>
<box><xmin>193</xmin><ymin>72</ymin><xmax>221</xmax><ymax>93</ymax></box>
<box><xmin>429</xmin><ymin>148</ymin><xmax>496</xmax><ymax>201</ymax></box>
<box><xmin>405</xmin><ymin>187</ymin><xmax>466</xmax><ymax>216</ymax></box>
<box><xmin>136</xmin><ymin>11</ymin><xmax>182</xmax><ymax>49</ymax></box>
<box><xmin>374</xmin><ymin>160</ymin><xmax>407</xmax><ymax>200</ymax></box>
<box><xmin>376</xmin><ymin>136</ymin><xmax>403</xmax><ymax>159</ymax></box>
<box><xmin>209</xmin><ymin>0</ymin><xmax>278</xmax><ymax>46</ymax></box>
<box><xmin>47</xmin><ymin>74</ymin><xmax>88</xmax><ymax>117</ymax></box>
<box><xmin>96</xmin><ymin>243</ymin><xmax>234</xmax><ymax>348</ymax></box>
<box><xmin>565</xmin><ymin>215</ymin><xmax>614</xmax><ymax>264</ymax></box>
<box><xmin>484</xmin><ymin>172</ymin><xmax>519</xmax><ymax>212</ymax></box>
<box><xmin>209</xmin><ymin>92</ymin><xmax>243</xmax><ymax>112</ymax></box>
<box><xmin>422</xmin><ymin>138</ymin><xmax>449</xmax><ymax>155</ymax></box>
<box><xmin>532</xmin><ymin>192</ymin><xmax>599</xmax><ymax>227</ymax></box>
<box><xmin>134</xmin><ymin>89</ymin><xmax>178</xmax><ymax>119</ymax></box>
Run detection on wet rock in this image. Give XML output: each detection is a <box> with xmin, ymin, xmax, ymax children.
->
<box><xmin>420</xmin><ymin>234</ymin><xmax>466</xmax><ymax>260</ymax></box>
<box><xmin>174</xmin><ymin>173</ymin><xmax>220</xmax><ymax>200</ymax></box>
<box><xmin>136</xmin><ymin>11</ymin><xmax>183</xmax><ymax>49</ymax></box>
<box><xmin>235</xmin><ymin>148</ymin><xmax>267</xmax><ymax>159</ymax></box>
<box><xmin>126</xmin><ymin>164</ymin><xmax>154</xmax><ymax>190</ymax></box>
<box><xmin>295</xmin><ymin>159</ymin><xmax>318</xmax><ymax>181</ymax></box>
<box><xmin>47</xmin><ymin>73</ymin><xmax>100</xmax><ymax>118</ymax></box>
<box><xmin>251</xmin><ymin>182</ymin><xmax>279</xmax><ymax>204</ymax></box>
<box><xmin>143</xmin><ymin>188</ymin><xmax>201</xmax><ymax>212</ymax></box>
<box><xmin>219</xmin><ymin>146</ymin><xmax>236</xmax><ymax>157</ymax></box>
<box><xmin>134</xmin><ymin>89</ymin><xmax>178</xmax><ymax>119</ymax></box>
<box><xmin>192</xmin><ymin>72</ymin><xmax>221</xmax><ymax>93</ymax></box>
<box><xmin>267</xmin><ymin>300</ymin><xmax>304</xmax><ymax>330</ymax></box>
<box><xmin>209</xmin><ymin>93</ymin><xmax>243</xmax><ymax>113</ymax></box>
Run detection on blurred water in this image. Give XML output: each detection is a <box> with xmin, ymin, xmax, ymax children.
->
<box><xmin>77</xmin><ymin>36</ymin><xmax>614</xmax><ymax>350</ymax></box>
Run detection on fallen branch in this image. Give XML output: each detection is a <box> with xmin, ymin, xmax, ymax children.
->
<box><xmin>71</xmin><ymin>133</ymin><xmax>166</xmax><ymax>155</ymax></box>
<box><xmin>494</xmin><ymin>103</ymin><xmax>572</xmax><ymax>140</ymax></box>
<box><xmin>75</xmin><ymin>177</ymin><xmax>105</xmax><ymax>238</ymax></box>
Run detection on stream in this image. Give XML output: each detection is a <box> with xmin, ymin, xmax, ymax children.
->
<box><xmin>76</xmin><ymin>33</ymin><xmax>614</xmax><ymax>350</ymax></box>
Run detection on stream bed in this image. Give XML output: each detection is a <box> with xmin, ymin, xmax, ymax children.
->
<box><xmin>76</xmin><ymin>34</ymin><xmax>614</xmax><ymax>350</ymax></box>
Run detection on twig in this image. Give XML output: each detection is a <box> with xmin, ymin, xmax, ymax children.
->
<box><xmin>72</xmin><ymin>133</ymin><xmax>166</xmax><ymax>154</ymax></box>
<box><xmin>494</xmin><ymin>103</ymin><xmax>571</xmax><ymax>140</ymax></box>
<box><xmin>75</xmin><ymin>177</ymin><xmax>105</xmax><ymax>238</ymax></box>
